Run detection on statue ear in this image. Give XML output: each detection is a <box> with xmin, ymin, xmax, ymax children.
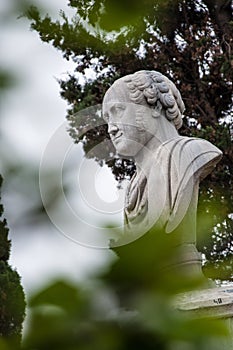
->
<box><xmin>151</xmin><ymin>102</ymin><xmax>162</xmax><ymax>118</ymax></box>
<box><xmin>151</xmin><ymin>109</ymin><xmax>160</xmax><ymax>118</ymax></box>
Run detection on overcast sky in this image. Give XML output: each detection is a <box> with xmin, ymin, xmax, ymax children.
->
<box><xmin>0</xmin><ymin>0</ymin><xmax>125</xmax><ymax>295</ymax></box>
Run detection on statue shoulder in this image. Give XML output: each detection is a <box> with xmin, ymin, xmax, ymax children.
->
<box><xmin>185</xmin><ymin>136</ymin><xmax>222</xmax><ymax>156</ymax></box>
<box><xmin>148</xmin><ymin>136</ymin><xmax>222</xmax><ymax>233</ymax></box>
<box><xmin>177</xmin><ymin>136</ymin><xmax>222</xmax><ymax>180</ymax></box>
<box><xmin>154</xmin><ymin>136</ymin><xmax>222</xmax><ymax>180</ymax></box>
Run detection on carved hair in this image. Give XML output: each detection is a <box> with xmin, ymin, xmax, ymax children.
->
<box><xmin>123</xmin><ymin>70</ymin><xmax>185</xmax><ymax>130</ymax></box>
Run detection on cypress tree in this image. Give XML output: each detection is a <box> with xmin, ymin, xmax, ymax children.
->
<box><xmin>0</xmin><ymin>175</ymin><xmax>26</xmax><ymax>344</ymax></box>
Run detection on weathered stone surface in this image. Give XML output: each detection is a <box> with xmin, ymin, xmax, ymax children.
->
<box><xmin>175</xmin><ymin>286</ymin><xmax>233</xmax><ymax>318</ymax></box>
<box><xmin>175</xmin><ymin>286</ymin><xmax>233</xmax><ymax>349</ymax></box>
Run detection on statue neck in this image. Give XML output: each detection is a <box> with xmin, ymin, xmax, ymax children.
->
<box><xmin>134</xmin><ymin>118</ymin><xmax>179</xmax><ymax>172</ymax></box>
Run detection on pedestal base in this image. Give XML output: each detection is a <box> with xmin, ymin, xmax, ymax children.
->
<box><xmin>175</xmin><ymin>286</ymin><xmax>233</xmax><ymax>349</ymax></box>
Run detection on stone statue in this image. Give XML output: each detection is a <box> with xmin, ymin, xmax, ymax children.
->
<box><xmin>102</xmin><ymin>70</ymin><xmax>222</xmax><ymax>275</ymax></box>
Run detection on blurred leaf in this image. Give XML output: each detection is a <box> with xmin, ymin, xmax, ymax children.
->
<box><xmin>29</xmin><ymin>280</ymin><xmax>87</xmax><ymax>313</ymax></box>
<box><xmin>137</xmin><ymin>292</ymin><xmax>228</xmax><ymax>341</ymax></box>
<box><xmin>0</xmin><ymin>71</ymin><xmax>16</xmax><ymax>92</ymax></box>
<box><xmin>0</xmin><ymin>338</ymin><xmax>10</xmax><ymax>350</ymax></box>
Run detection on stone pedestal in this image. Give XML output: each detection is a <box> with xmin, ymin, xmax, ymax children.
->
<box><xmin>175</xmin><ymin>286</ymin><xmax>233</xmax><ymax>349</ymax></box>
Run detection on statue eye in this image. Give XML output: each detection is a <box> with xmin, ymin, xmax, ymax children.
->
<box><xmin>114</xmin><ymin>104</ymin><xmax>126</xmax><ymax>116</ymax></box>
<box><xmin>116</xmin><ymin>106</ymin><xmax>125</xmax><ymax>113</ymax></box>
<box><xmin>115</xmin><ymin>104</ymin><xmax>126</xmax><ymax>110</ymax></box>
<box><xmin>107</xmin><ymin>103</ymin><xmax>126</xmax><ymax>119</ymax></box>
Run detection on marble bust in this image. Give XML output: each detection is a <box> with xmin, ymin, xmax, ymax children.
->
<box><xmin>102</xmin><ymin>70</ymin><xmax>222</xmax><ymax>274</ymax></box>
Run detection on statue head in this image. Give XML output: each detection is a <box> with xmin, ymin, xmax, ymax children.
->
<box><xmin>102</xmin><ymin>70</ymin><xmax>185</xmax><ymax>157</ymax></box>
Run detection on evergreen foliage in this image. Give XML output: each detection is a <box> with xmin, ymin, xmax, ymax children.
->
<box><xmin>0</xmin><ymin>176</ymin><xmax>26</xmax><ymax>344</ymax></box>
<box><xmin>22</xmin><ymin>228</ymin><xmax>231</xmax><ymax>349</ymax></box>
<box><xmin>26</xmin><ymin>0</ymin><xmax>233</xmax><ymax>279</ymax></box>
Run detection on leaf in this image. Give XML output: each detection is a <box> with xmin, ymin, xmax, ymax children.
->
<box><xmin>29</xmin><ymin>280</ymin><xmax>87</xmax><ymax>312</ymax></box>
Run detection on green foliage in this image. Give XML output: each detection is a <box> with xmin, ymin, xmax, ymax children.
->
<box><xmin>22</xmin><ymin>227</ymin><xmax>231</xmax><ymax>349</ymax></box>
<box><xmin>0</xmin><ymin>71</ymin><xmax>15</xmax><ymax>92</ymax></box>
<box><xmin>0</xmin><ymin>177</ymin><xmax>11</xmax><ymax>262</ymax></box>
<box><xmin>25</xmin><ymin>0</ymin><xmax>233</xmax><ymax>279</ymax></box>
<box><xmin>0</xmin><ymin>176</ymin><xmax>26</xmax><ymax>345</ymax></box>
<box><xmin>0</xmin><ymin>262</ymin><xmax>25</xmax><ymax>342</ymax></box>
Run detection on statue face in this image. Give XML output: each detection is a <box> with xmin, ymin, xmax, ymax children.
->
<box><xmin>103</xmin><ymin>87</ymin><xmax>154</xmax><ymax>157</ymax></box>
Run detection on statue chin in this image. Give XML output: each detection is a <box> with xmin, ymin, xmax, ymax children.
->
<box><xmin>113</xmin><ymin>139</ymin><xmax>143</xmax><ymax>158</ymax></box>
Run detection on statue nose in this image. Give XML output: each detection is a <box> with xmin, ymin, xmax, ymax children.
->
<box><xmin>108</xmin><ymin>123</ymin><xmax>119</xmax><ymax>136</ymax></box>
